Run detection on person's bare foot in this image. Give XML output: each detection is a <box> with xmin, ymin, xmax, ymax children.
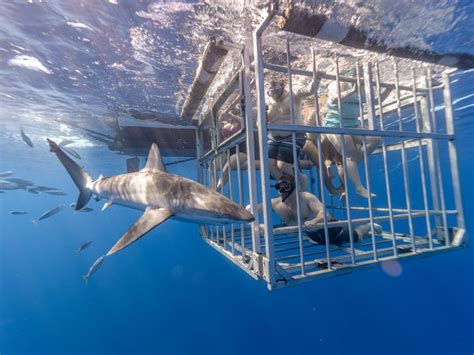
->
<box><xmin>356</xmin><ymin>186</ymin><xmax>376</xmax><ymax>199</ymax></box>
<box><xmin>325</xmin><ymin>164</ymin><xmax>334</xmax><ymax>180</ymax></box>
<box><xmin>354</xmin><ymin>223</ymin><xmax>383</xmax><ymax>241</ymax></box>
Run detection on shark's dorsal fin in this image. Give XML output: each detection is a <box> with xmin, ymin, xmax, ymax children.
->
<box><xmin>98</xmin><ymin>174</ymin><xmax>105</xmax><ymax>180</ymax></box>
<box><xmin>142</xmin><ymin>143</ymin><xmax>166</xmax><ymax>172</ymax></box>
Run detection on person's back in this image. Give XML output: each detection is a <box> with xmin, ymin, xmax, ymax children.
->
<box><xmin>324</xmin><ymin>81</ymin><xmax>361</xmax><ymax>128</ymax></box>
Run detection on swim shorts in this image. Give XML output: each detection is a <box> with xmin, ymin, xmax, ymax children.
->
<box><xmin>306</xmin><ymin>225</ymin><xmax>359</xmax><ymax>247</ymax></box>
<box><xmin>268</xmin><ymin>133</ymin><xmax>307</xmax><ymax>164</ymax></box>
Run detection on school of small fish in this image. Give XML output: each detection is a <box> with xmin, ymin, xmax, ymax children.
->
<box><xmin>2</xmin><ymin>134</ymin><xmax>97</xmax><ymax>284</ymax></box>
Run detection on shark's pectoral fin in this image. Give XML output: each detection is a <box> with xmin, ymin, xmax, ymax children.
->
<box><xmin>102</xmin><ymin>200</ymin><xmax>113</xmax><ymax>211</ymax></box>
<box><xmin>106</xmin><ymin>207</ymin><xmax>173</xmax><ymax>256</ymax></box>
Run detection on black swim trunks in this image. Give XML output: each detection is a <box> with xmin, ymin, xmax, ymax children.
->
<box><xmin>306</xmin><ymin>225</ymin><xmax>359</xmax><ymax>247</ymax></box>
<box><xmin>268</xmin><ymin>133</ymin><xmax>306</xmax><ymax>164</ymax></box>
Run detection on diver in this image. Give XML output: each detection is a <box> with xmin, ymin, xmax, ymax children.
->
<box><xmin>266</xmin><ymin>78</ymin><xmax>339</xmax><ymax>194</ymax></box>
<box><xmin>323</xmin><ymin>67</ymin><xmax>391</xmax><ymax>199</ymax></box>
<box><xmin>248</xmin><ymin>175</ymin><xmax>382</xmax><ymax>246</ymax></box>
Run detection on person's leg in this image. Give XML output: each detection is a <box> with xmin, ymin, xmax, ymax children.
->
<box><xmin>217</xmin><ymin>152</ymin><xmax>247</xmax><ymax>190</ymax></box>
<box><xmin>322</xmin><ymin>136</ymin><xmax>334</xmax><ymax>179</ymax></box>
<box><xmin>328</xmin><ymin>134</ymin><xmax>374</xmax><ymax>198</ymax></box>
<box><xmin>302</xmin><ymin>139</ymin><xmax>320</xmax><ymax>168</ymax></box>
<box><xmin>351</xmin><ymin>135</ymin><xmax>381</xmax><ymax>160</ymax></box>
<box><xmin>268</xmin><ymin>139</ymin><xmax>283</xmax><ymax>180</ymax></box>
<box><xmin>354</xmin><ymin>223</ymin><xmax>383</xmax><ymax>241</ymax></box>
<box><xmin>334</xmin><ymin>151</ymin><xmax>346</xmax><ymax>200</ymax></box>
<box><xmin>302</xmin><ymin>139</ymin><xmax>340</xmax><ymax>195</ymax></box>
<box><xmin>365</xmin><ymin>136</ymin><xmax>382</xmax><ymax>156</ymax></box>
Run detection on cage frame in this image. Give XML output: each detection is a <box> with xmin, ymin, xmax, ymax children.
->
<box><xmin>195</xmin><ymin>6</ymin><xmax>466</xmax><ymax>290</ymax></box>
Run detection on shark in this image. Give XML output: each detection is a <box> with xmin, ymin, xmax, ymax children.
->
<box><xmin>47</xmin><ymin>139</ymin><xmax>254</xmax><ymax>269</ymax></box>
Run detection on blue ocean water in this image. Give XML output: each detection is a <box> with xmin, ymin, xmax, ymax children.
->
<box><xmin>1</xmin><ymin>2</ymin><xmax>473</xmax><ymax>355</ymax></box>
<box><xmin>0</xmin><ymin>71</ymin><xmax>472</xmax><ymax>354</ymax></box>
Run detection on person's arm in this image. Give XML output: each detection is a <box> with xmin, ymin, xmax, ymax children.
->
<box><xmin>294</xmin><ymin>79</ymin><xmax>318</xmax><ymax>100</ymax></box>
<box><xmin>246</xmin><ymin>198</ymin><xmax>278</xmax><ymax>215</ymax></box>
<box><xmin>303</xmin><ymin>193</ymin><xmax>331</xmax><ymax>226</ymax></box>
<box><xmin>328</xmin><ymin>81</ymin><xmax>357</xmax><ymax>104</ymax></box>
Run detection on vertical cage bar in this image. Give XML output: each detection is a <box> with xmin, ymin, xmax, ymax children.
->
<box><xmin>427</xmin><ymin>69</ymin><xmax>449</xmax><ymax>246</ymax></box>
<box><xmin>208</xmin><ymin>164</ymin><xmax>215</xmax><ymax>242</ymax></box>
<box><xmin>235</xmin><ymin>143</ymin><xmax>246</xmax><ymax>260</ymax></box>
<box><xmin>335</xmin><ymin>56</ymin><xmax>356</xmax><ymax>265</ymax></box>
<box><xmin>443</xmin><ymin>72</ymin><xmax>466</xmax><ymax>224</ymax></box>
<box><xmin>227</xmin><ymin>148</ymin><xmax>235</xmax><ymax>255</ymax></box>
<box><xmin>286</xmin><ymin>39</ymin><xmax>305</xmax><ymax>276</ymax></box>
<box><xmin>311</xmin><ymin>50</ymin><xmax>322</xmax><ymax>200</ymax></box>
<box><xmin>312</xmin><ymin>48</ymin><xmax>332</xmax><ymax>269</ymax></box>
<box><xmin>394</xmin><ymin>60</ymin><xmax>416</xmax><ymax>251</ymax></box>
<box><xmin>420</xmin><ymin>77</ymin><xmax>442</xmax><ymax>232</ymax></box>
<box><xmin>242</xmin><ymin>46</ymin><xmax>262</xmax><ymax>255</ymax></box>
<box><xmin>212</xmin><ymin>158</ymin><xmax>221</xmax><ymax>245</ymax></box>
<box><xmin>412</xmin><ymin>68</ymin><xmax>433</xmax><ymax>249</ymax></box>
<box><xmin>219</xmin><ymin>152</ymin><xmax>227</xmax><ymax>249</ymax></box>
<box><xmin>253</xmin><ymin>18</ymin><xmax>276</xmax><ymax>285</ymax></box>
<box><xmin>360</xmin><ymin>62</ymin><xmax>377</xmax><ymax>259</ymax></box>
<box><xmin>442</xmin><ymin>72</ymin><xmax>466</xmax><ymax>245</ymax></box>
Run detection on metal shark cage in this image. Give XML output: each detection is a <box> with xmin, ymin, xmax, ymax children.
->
<box><xmin>194</xmin><ymin>10</ymin><xmax>467</xmax><ymax>290</ymax></box>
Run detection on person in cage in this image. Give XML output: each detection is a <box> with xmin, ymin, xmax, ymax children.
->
<box><xmin>265</xmin><ymin>77</ymin><xmax>339</xmax><ymax>194</ymax></box>
<box><xmin>303</xmin><ymin>98</ymin><xmax>345</xmax><ymax>198</ymax></box>
<box><xmin>323</xmin><ymin>67</ymin><xmax>391</xmax><ymax>199</ymax></box>
<box><xmin>248</xmin><ymin>175</ymin><xmax>383</xmax><ymax>246</ymax></box>
<box><xmin>219</xmin><ymin>106</ymin><xmax>242</xmax><ymax>141</ymax></box>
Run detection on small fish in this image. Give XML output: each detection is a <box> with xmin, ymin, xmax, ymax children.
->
<box><xmin>83</xmin><ymin>255</ymin><xmax>105</xmax><ymax>284</ymax></box>
<box><xmin>61</xmin><ymin>146</ymin><xmax>81</xmax><ymax>160</ymax></box>
<box><xmin>70</xmin><ymin>203</ymin><xmax>93</xmax><ymax>212</ymax></box>
<box><xmin>33</xmin><ymin>186</ymin><xmax>58</xmax><ymax>192</ymax></box>
<box><xmin>32</xmin><ymin>204</ymin><xmax>65</xmax><ymax>224</ymax></box>
<box><xmin>77</xmin><ymin>207</ymin><xmax>94</xmax><ymax>213</ymax></box>
<box><xmin>0</xmin><ymin>181</ymin><xmax>22</xmax><ymax>190</ymax></box>
<box><xmin>21</xmin><ymin>128</ymin><xmax>34</xmax><ymax>148</ymax></box>
<box><xmin>59</xmin><ymin>139</ymin><xmax>74</xmax><ymax>147</ymax></box>
<box><xmin>75</xmin><ymin>240</ymin><xmax>92</xmax><ymax>253</ymax></box>
<box><xmin>26</xmin><ymin>187</ymin><xmax>40</xmax><ymax>194</ymax></box>
<box><xmin>0</xmin><ymin>171</ymin><xmax>13</xmax><ymax>178</ymax></box>
<box><xmin>5</xmin><ymin>178</ymin><xmax>34</xmax><ymax>187</ymax></box>
<box><xmin>10</xmin><ymin>210</ymin><xmax>27</xmax><ymax>215</ymax></box>
<box><xmin>44</xmin><ymin>191</ymin><xmax>68</xmax><ymax>196</ymax></box>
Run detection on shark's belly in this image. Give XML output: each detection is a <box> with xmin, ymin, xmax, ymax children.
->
<box><xmin>173</xmin><ymin>208</ymin><xmax>238</xmax><ymax>224</ymax></box>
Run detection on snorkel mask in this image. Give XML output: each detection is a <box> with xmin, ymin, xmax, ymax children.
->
<box><xmin>272</xmin><ymin>176</ymin><xmax>296</xmax><ymax>202</ymax></box>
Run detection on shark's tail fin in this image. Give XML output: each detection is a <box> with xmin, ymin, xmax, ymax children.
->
<box><xmin>47</xmin><ymin>139</ymin><xmax>93</xmax><ymax>210</ymax></box>
<box><xmin>83</xmin><ymin>275</ymin><xmax>88</xmax><ymax>285</ymax></box>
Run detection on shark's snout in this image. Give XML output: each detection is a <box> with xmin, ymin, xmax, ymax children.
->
<box><xmin>239</xmin><ymin>207</ymin><xmax>255</xmax><ymax>222</ymax></box>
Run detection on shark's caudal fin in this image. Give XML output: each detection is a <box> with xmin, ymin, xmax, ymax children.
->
<box><xmin>47</xmin><ymin>139</ymin><xmax>93</xmax><ymax>210</ymax></box>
